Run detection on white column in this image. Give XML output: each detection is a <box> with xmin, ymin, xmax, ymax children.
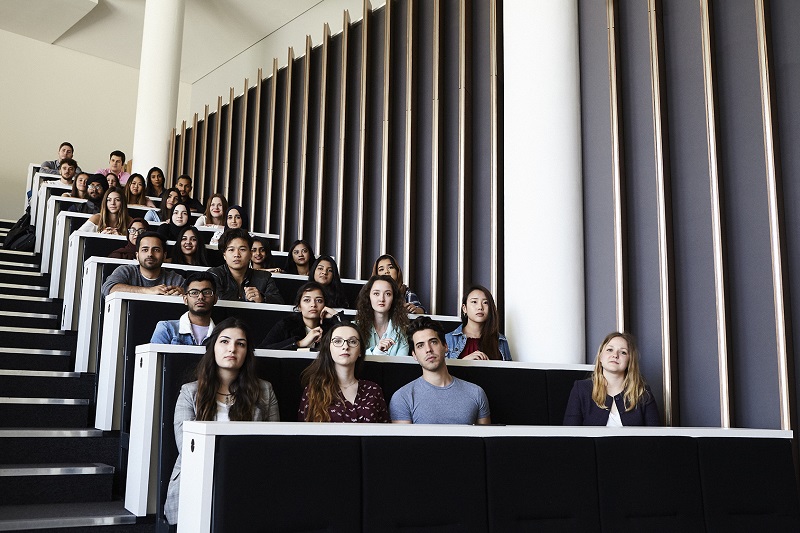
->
<box><xmin>131</xmin><ymin>0</ymin><xmax>186</xmax><ymax>177</ymax></box>
<box><xmin>503</xmin><ymin>0</ymin><xmax>584</xmax><ymax>363</ymax></box>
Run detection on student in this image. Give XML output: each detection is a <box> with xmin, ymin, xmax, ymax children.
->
<box><xmin>151</xmin><ymin>272</ymin><xmax>218</xmax><ymax>345</ymax></box>
<box><xmin>258</xmin><ymin>282</ymin><xmax>338</xmax><ymax>351</ymax></box>
<box><xmin>146</xmin><ymin>187</ymin><xmax>181</xmax><ymax>223</ymax></box>
<box><xmin>195</xmin><ymin>193</ymin><xmax>228</xmax><ymax>228</ymax></box>
<box><xmin>250</xmin><ymin>236</ymin><xmax>281</xmax><ymax>272</ymax></box>
<box><xmin>63</xmin><ymin>172</ymin><xmax>89</xmax><ymax>199</ymax></box>
<box><xmin>298</xmin><ymin>324</ymin><xmax>389</xmax><ymax>423</ymax></box>
<box><xmin>563</xmin><ymin>332</ymin><xmax>660</xmax><ymax>426</ymax></box>
<box><xmin>69</xmin><ymin>174</ymin><xmax>108</xmax><ymax>215</ymax></box>
<box><xmin>372</xmin><ymin>253</ymin><xmax>425</xmax><ymax>313</ymax></box>
<box><xmin>175</xmin><ymin>174</ymin><xmax>204</xmax><ymax>212</ymax></box>
<box><xmin>40</xmin><ymin>141</ymin><xmax>82</xmax><ymax>175</ymax></box>
<box><xmin>355</xmin><ymin>275</ymin><xmax>409</xmax><ymax>356</ymax></box>
<box><xmin>309</xmin><ymin>255</ymin><xmax>348</xmax><ymax>308</ymax></box>
<box><xmin>283</xmin><ymin>239</ymin><xmax>315</xmax><ymax>276</ymax></box>
<box><xmin>163</xmin><ymin>317</ymin><xmax>280</xmax><ymax>525</ymax></box>
<box><xmin>170</xmin><ymin>226</ymin><xmax>209</xmax><ymax>267</ymax></box>
<box><xmin>390</xmin><ymin>316</ymin><xmax>491</xmax><ymax>424</ymax></box>
<box><xmin>109</xmin><ymin>218</ymin><xmax>149</xmax><ymax>260</ymax></box>
<box><xmin>97</xmin><ymin>150</ymin><xmax>131</xmax><ymax>185</ymax></box>
<box><xmin>157</xmin><ymin>202</ymin><xmax>190</xmax><ymax>241</ymax></box>
<box><xmin>123</xmin><ymin>173</ymin><xmax>156</xmax><ymax>207</ymax></box>
<box><xmin>106</xmin><ymin>172</ymin><xmax>121</xmax><ymax>191</ymax></box>
<box><xmin>145</xmin><ymin>166</ymin><xmax>166</xmax><ymax>198</ymax></box>
<box><xmin>445</xmin><ymin>285</ymin><xmax>511</xmax><ymax>361</ymax></box>
<box><xmin>77</xmin><ymin>189</ymin><xmax>130</xmax><ymax>235</ymax></box>
<box><xmin>56</xmin><ymin>158</ymin><xmax>77</xmax><ymax>187</ymax></box>
<box><xmin>209</xmin><ymin>204</ymin><xmax>247</xmax><ymax>246</ymax></box>
<box><xmin>101</xmin><ymin>232</ymin><xmax>185</xmax><ymax>297</ymax></box>
<box><xmin>208</xmin><ymin>229</ymin><xmax>283</xmax><ymax>304</ymax></box>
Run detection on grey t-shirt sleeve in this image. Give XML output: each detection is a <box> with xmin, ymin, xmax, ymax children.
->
<box><xmin>476</xmin><ymin>386</ymin><xmax>491</xmax><ymax>420</ymax></box>
<box><xmin>388</xmin><ymin>383</ymin><xmax>413</xmax><ymax>422</ymax></box>
<box><xmin>101</xmin><ymin>264</ymin><xmax>137</xmax><ymax>297</ymax></box>
<box><xmin>163</xmin><ymin>270</ymin><xmax>185</xmax><ymax>288</ymax></box>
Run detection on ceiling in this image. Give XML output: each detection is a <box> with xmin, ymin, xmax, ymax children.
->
<box><xmin>0</xmin><ymin>0</ymin><xmax>324</xmax><ymax>84</ymax></box>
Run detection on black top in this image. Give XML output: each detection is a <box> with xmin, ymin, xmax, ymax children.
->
<box><xmin>208</xmin><ymin>264</ymin><xmax>283</xmax><ymax>304</ymax></box>
<box><xmin>563</xmin><ymin>378</ymin><xmax>660</xmax><ymax>426</ymax></box>
<box><xmin>257</xmin><ymin>314</ymin><xmax>339</xmax><ymax>350</ymax></box>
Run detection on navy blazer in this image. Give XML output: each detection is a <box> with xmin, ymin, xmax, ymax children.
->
<box><xmin>563</xmin><ymin>378</ymin><xmax>660</xmax><ymax>426</ymax></box>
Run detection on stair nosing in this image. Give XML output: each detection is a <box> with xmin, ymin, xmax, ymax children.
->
<box><xmin>0</xmin><ymin>397</ymin><xmax>89</xmax><ymax>405</ymax></box>
<box><xmin>0</xmin><ymin>429</ymin><xmax>103</xmax><ymax>437</ymax></box>
<box><xmin>0</xmin><ymin>347</ymin><xmax>70</xmax><ymax>356</ymax></box>
<box><xmin>0</xmin><ymin>463</ymin><xmax>114</xmax><ymax>477</ymax></box>
<box><xmin>0</xmin><ymin>369</ymin><xmax>80</xmax><ymax>378</ymax></box>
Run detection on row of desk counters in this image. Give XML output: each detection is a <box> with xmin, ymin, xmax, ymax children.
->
<box><xmin>172</xmin><ymin>423</ymin><xmax>798</xmax><ymax>532</ymax></box>
<box><xmin>125</xmin><ymin>344</ymin><xmax>596</xmax><ymax>525</ymax></box>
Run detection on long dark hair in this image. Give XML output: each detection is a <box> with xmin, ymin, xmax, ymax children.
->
<box><xmin>194</xmin><ymin>317</ymin><xmax>264</xmax><ymax>422</ymax></box>
<box><xmin>225</xmin><ymin>205</ymin><xmax>249</xmax><ymax>231</ymax></box>
<box><xmin>309</xmin><ymin>255</ymin><xmax>347</xmax><ymax>307</ymax></box>
<box><xmin>171</xmin><ymin>225</ymin><xmax>209</xmax><ymax>266</ymax></box>
<box><xmin>460</xmin><ymin>285</ymin><xmax>501</xmax><ymax>360</ymax></box>
<box><xmin>371</xmin><ymin>253</ymin><xmax>409</xmax><ymax>294</ymax></box>
<box><xmin>251</xmin><ymin>236</ymin><xmax>277</xmax><ymax>269</ymax></box>
<box><xmin>355</xmin><ymin>275</ymin><xmax>409</xmax><ymax>344</ymax></box>
<box><xmin>124</xmin><ymin>173</ymin><xmax>149</xmax><ymax>206</ymax></box>
<box><xmin>145</xmin><ymin>166</ymin><xmax>165</xmax><ymax>197</ymax></box>
<box><xmin>157</xmin><ymin>187</ymin><xmax>181</xmax><ymax>221</ymax></box>
<box><xmin>283</xmin><ymin>239</ymin><xmax>316</xmax><ymax>274</ymax></box>
<box><xmin>300</xmin><ymin>324</ymin><xmax>365</xmax><ymax>422</ymax></box>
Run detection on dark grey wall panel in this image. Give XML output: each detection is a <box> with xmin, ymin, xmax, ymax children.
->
<box><xmin>269</xmin><ymin>69</ymin><xmax>287</xmax><ymax>239</ymax></box>
<box><xmin>342</xmin><ymin>20</ymin><xmax>363</xmax><ymax>277</ymax></box>
<box><xmin>321</xmin><ymin>33</ymin><xmax>343</xmax><ymax>257</ymax></box>
<box><xmin>661</xmin><ymin>0</ymin><xmax>720</xmax><ymax>427</ymax></box>
<box><xmin>254</xmin><ymin>77</ymin><xmax>273</xmax><ymax>232</ymax></box>
<box><xmin>579</xmin><ymin>0</ymin><xmax>616</xmax><ymax>361</ymax></box>
<box><xmin>304</xmin><ymin>45</ymin><xmax>323</xmax><ymax>246</ymax></box>
<box><xmin>713</xmin><ymin>0</ymin><xmax>779</xmax><ymax>429</ymax></box>
<box><xmin>227</xmin><ymin>95</ymin><xmax>243</xmax><ymax>208</ymax></box>
<box><xmin>283</xmin><ymin>58</ymin><xmax>306</xmax><ymax>247</ymax></box>
<box><xmin>617</xmin><ymin>0</ymin><xmax>664</xmax><ymax>416</ymax></box>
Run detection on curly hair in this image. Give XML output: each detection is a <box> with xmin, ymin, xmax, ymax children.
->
<box><xmin>299</xmin><ymin>324</ymin><xmax>365</xmax><ymax>422</ymax></box>
<box><xmin>194</xmin><ymin>317</ymin><xmax>265</xmax><ymax>422</ymax></box>
<box><xmin>354</xmin><ymin>275</ymin><xmax>410</xmax><ymax>346</ymax></box>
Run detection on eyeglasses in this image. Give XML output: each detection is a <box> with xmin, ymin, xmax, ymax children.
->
<box><xmin>87</xmin><ymin>184</ymin><xmax>103</xmax><ymax>190</ymax></box>
<box><xmin>331</xmin><ymin>337</ymin><xmax>360</xmax><ymax>348</ymax></box>
<box><xmin>128</xmin><ymin>228</ymin><xmax>146</xmax><ymax>235</ymax></box>
<box><xmin>186</xmin><ymin>288</ymin><xmax>215</xmax><ymax>298</ymax></box>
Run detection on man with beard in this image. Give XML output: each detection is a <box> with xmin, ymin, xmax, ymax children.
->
<box><xmin>101</xmin><ymin>232</ymin><xmax>184</xmax><ymax>297</ymax></box>
<box><xmin>150</xmin><ymin>272</ymin><xmax>218</xmax><ymax>345</ymax></box>
<box><xmin>40</xmin><ymin>141</ymin><xmax>82</xmax><ymax>175</ymax></box>
<box><xmin>390</xmin><ymin>316</ymin><xmax>491</xmax><ymax>424</ymax></box>
<box><xmin>68</xmin><ymin>174</ymin><xmax>108</xmax><ymax>214</ymax></box>
<box><xmin>175</xmin><ymin>174</ymin><xmax>204</xmax><ymax>213</ymax></box>
<box><xmin>208</xmin><ymin>228</ymin><xmax>283</xmax><ymax>304</ymax></box>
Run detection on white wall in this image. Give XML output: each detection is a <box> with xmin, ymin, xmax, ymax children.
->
<box><xmin>188</xmin><ymin>0</ymin><xmax>383</xmax><ymax>118</ymax></box>
<box><xmin>0</xmin><ymin>29</ymin><xmax>191</xmax><ymax>219</ymax></box>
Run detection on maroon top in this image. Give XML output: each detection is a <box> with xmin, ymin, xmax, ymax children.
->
<box><xmin>460</xmin><ymin>337</ymin><xmax>481</xmax><ymax>359</ymax></box>
<box><xmin>297</xmin><ymin>379</ymin><xmax>389</xmax><ymax>423</ymax></box>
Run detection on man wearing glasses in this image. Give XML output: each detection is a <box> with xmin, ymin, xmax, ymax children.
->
<box><xmin>390</xmin><ymin>316</ymin><xmax>491</xmax><ymax>425</ymax></box>
<box><xmin>151</xmin><ymin>272</ymin><xmax>219</xmax><ymax>345</ymax></box>
<box><xmin>68</xmin><ymin>174</ymin><xmax>108</xmax><ymax>214</ymax></box>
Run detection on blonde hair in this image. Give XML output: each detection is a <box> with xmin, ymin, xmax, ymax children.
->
<box><xmin>591</xmin><ymin>332</ymin><xmax>648</xmax><ymax>411</ymax></box>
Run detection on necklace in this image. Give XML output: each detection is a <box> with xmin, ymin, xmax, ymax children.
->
<box><xmin>340</xmin><ymin>380</ymin><xmax>358</xmax><ymax>390</ymax></box>
<box><xmin>217</xmin><ymin>391</ymin><xmax>234</xmax><ymax>406</ymax></box>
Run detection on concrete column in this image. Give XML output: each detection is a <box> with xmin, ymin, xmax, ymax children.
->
<box><xmin>131</xmin><ymin>0</ymin><xmax>186</xmax><ymax>178</ymax></box>
<box><xmin>503</xmin><ymin>0</ymin><xmax>585</xmax><ymax>363</ymax></box>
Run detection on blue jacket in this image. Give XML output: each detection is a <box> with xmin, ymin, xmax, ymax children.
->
<box><xmin>445</xmin><ymin>324</ymin><xmax>512</xmax><ymax>361</ymax></box>
<box><xmin>563</xmin><ymin>378</ymin><xmax>660</xmax><ymax>426</ymax></box>
<box><xmin>150</xmin><ymin>312</ymin><xmax>215</xmax><ymax>345</ymax></box>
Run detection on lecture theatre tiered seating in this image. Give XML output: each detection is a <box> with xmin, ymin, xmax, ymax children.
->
<box><xmin>0</xmin><ymin>169</ymin><xmax>798</xmax><ymax>533</ymax></box>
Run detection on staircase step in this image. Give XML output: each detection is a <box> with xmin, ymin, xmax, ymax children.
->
<box><xmin>0</xmin><ymin>260</ymin><xmax>39</xmax><ymax>271</ymax></box>
<box><xmin>0</xmin><ymin>348</ymin><xmax>73</xmax><ymax>372</ymax></box>
<box><xmin>0</xmin><ymin>501</ymin><xmax>142</xmax><ymax>532</ymax></box>
<box><xmin>0</xmin><ymin>295</ymin><xmax>62</xmax><ymax>314</ymax></box>
<box><xmin>0</xmin><ymin>282</ymin><xmax>49</xmax><ymax>297</ymax></box>
<box><xmin>0</xmin><ymin>398</ymin><xmax>90</xmax><ymax>428</ymax></box>
<box><xmin>0</xmin><ymin>463</ymin><xmax>114</xmax><ymax>506</ymax></box>
<box><xmin>0</xmin><ymin>249</ymin><xmax>39</xmax><ymax>267</ymax></box>
<box><xmin>0</xmin><ymin>429</ymin><xmax>119</xmax><ymax>465</ymax></box>
<box><xmin>0</xmin><ymin>370</ymin><xmax>94</xmax><ymax>398</ymax></box>
<box><xmin>0</xmin><ymin>327</ymin><xmax>76</xmax><ymax>351</ymax></box>
<box><xmin>0</xmin><ymin>269</ymin><xmax>47</xmax><ymax>286</ymax></box>
<box><xmin>0</xmin><ymin>311</ymin><xmax>60</xmax><ymax>329</ymax></box>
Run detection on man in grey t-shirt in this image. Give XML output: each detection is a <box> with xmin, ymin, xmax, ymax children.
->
<box><xmin>390</xmin><ymin>316</ymin><xmax>491</xmax><ymax>424</ymax></box>
<box><xmin>101</xmin><ymin>232</ymin><xmax>185</xmax><ymax>297</ymax></box>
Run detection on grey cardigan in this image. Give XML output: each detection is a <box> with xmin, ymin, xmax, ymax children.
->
<box><xmin>164</xmin><ymin>380</ymin><xmax>280</xmax><ymax>525</ymax></box>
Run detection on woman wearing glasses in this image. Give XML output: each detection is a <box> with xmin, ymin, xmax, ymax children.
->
<box><xmin>297</xmin><ymin>324</ymin><xmax>389</xmax><ymax>423</ymax></box>
<box><xmin>355</xmin><ymin>275</ymin><xmax>410</xmax><ymax>356</ymax></box>
<box><xmin>109</xmin><ymin>218</ymin><xmax>149</xmax><ymax>260</ymax></box>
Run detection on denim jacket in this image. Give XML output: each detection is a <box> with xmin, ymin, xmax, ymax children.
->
<box><xmin>445</xmin><ymin>324</ymin><xmax>512</xmax><ymax>361</ymax></box>
<box><xmin>150</xmin><ymin>312</ymin><xmax>215</xmax><ymax>345</ymax></box>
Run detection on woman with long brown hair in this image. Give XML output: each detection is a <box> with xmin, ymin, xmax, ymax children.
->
<box><xmin>298</xmin><ymin>323</ymin><xmax>388</xmax><ymax>423</ymax></box>
<box><xmin>355</xmin><ymin>275</ymin><xmax>410</xmax><ymax>356</ymax></box>
<box><xmin>563</xmin><ymin>331</ymin><xmax>659</xmax><ymax>426</ymax></box>
<box><xmin>123</xmin><ymin>173</ymin><xmax>156</xmax><ymax>207</ymax></box>
<box><xmin>445</xmin><ymin>285</ymin><xmax>511</xmax><ymax>361</ymax></box>
<box><xmin>77</xmin><ymin>188</ymin><xmax>131</xmax><ymax>235</ymax></box>
<box><xmin>164</xmin><ymin>317</ymin><xmax>279</xmax><ymax>525</ymax></box>
<box><xmin>195</xmin><ymin>193</ymin><xmax>228</xmax><ymax>228</ymax></box>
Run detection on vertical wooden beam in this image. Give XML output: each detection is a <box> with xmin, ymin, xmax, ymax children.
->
<box><xmin>699</xmin><ymin>0</ymin><xmax>732</xmax><ymax>427</ymax></box>
<box><xmin>178</xmin><ymin>120</ymin><xmax>187</xmax><ymax>176</ymax></box>
<box><xmin>280</xmin><ymin>48</ymin><xmax>295</xmax><ymax>251</ymax></box>
<box><xmin>167</xmin><ymin>128</ymin><xmax>176</xmax><ymax>185</ymax></box>
<box><xmin>430</xmin><ymin>0</ymin><xmax>442</xmax><ymax>314</ymax></box>
<box><xmin>265</xmin><ymin>59</ymin><xmax>278</xmax><ymax>233</ymax></box>
<box><xmin>299</xmin><ymin>36</ymin><xmax>313</xmax><ymax>239</ymax></box>
<box><xmin>403</xmin><ymin>0</ymin><xmax>414</xmax><ymax>284</ymax></box>
<box><xmin>237</xmin><ymin>78</ymin><xmax>249</xmax><ymax>208</ymax></box>
<box><xmin>189</xmin><ymin>113</ymin><xmax>198</xmax><ymax>180</ymax></box>
<box><xmin>648</xmin><ymin>0</ymin><xmax>678</xmax><ymax>426</ymax></box>
<box><xmin>315</xmin><ymin>25</ymin><xmax>331</xmax><ymax>254</ymax></box>
<box><xmin>355</xmin><ymin>0</ymin><xmax>371</xmax><ymax>277</ymax></box>
<box><xmin>755</xmin><ymin>0</ymin><xmax>795</xmax><ymax>431</ymax></box>
<box><xmin>213</xmin><ymin>96</ymin><xmax>222</xmax><ymax>195</ymax></box>
<box><xmin>224</xmin><ymin>86</ymin><xmax>235</xmax><ymax>196</ymax></box>
<box><xmin>488</xmin><ymin>0</ymin><xmax>498</xmax><ymax>299</ymax></box>
<box><xmin>199</xmin><ymin>105</ymin><xmax>209</xmax><ymax>196</ymax></box>
<box><xmin>250</xmin><ymin>68</ymin><xmax>263</xmax><ymax>229</ymax></box>
<box><xmin>336</xmin><ymin>12</ymin><xmax>351</xmax><ymax>267</ymax></box>
<box><xmin>457</xmin><ymin>0</ymin><xmax>468</xmax><ymax>309</ymax></box>
<box><xmin>380</xmin><ymin>0</ymin><xmax>392</xmax><ymax>254</ymax></box>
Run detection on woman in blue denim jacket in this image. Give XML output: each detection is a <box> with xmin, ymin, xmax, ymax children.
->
<box><xmin>445</xmin><ymin>285</ymin><xmax>511</xmax><ymax>361</ymax></box>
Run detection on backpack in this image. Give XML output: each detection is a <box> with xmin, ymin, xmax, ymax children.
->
<box><xmin>3</xmin><ymin>209</ymin><xmax>35</xmax><ymax>251</ymax></box>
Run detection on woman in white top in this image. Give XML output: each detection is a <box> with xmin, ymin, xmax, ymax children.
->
<box><xmin>78</xmin><ymin>189</ymin><xmax>130</xmax><ymax>235</ymax></box>
<box><xmin>195</xmin><ymin>193</ymin><xmax>228</xmax><ymax>228</ymax></box>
